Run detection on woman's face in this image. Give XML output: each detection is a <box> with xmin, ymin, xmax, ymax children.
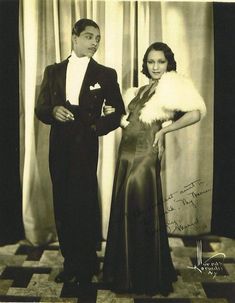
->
<box><xmin>147</xmin><ymin>50</ymin><xmax>168</xmax><ymax>80</ymax></box>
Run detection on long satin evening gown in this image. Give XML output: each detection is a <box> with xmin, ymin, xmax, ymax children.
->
<box><xmin>103</xmin><ymin>85</ymin><xmax>177</xmax><ymax>296</ymax></box>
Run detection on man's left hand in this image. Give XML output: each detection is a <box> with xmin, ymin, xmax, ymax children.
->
<box><xmin>103</xmin><ymin>105</ymin><xmax>116</xmax><ymax>116</ymax></box>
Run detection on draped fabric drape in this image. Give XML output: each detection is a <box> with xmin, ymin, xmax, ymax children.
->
<box><xmin>19</xmin><ymin>0</ymin><xmax>213</xmax><ymax>246</ymax></box>
<box><xmin>0</xmin><ymin>0</ymin><xmax>24</xmax><ymax>245</ymax></box>
<box><xmin>212</xmin><ymin>3</ymin><xmax>235</xmax><ymax>239</ymax></box>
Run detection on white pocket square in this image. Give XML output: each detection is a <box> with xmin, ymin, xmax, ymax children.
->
<box><xmin>90</xmin><ymin>83</ymin><xmax>101</xmax><ymax>90</ymax></box>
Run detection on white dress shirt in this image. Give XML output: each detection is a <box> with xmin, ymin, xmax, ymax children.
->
<box><xmin>66</xmin><ymin>51</ymin><xmax>90</xmax><ymax>105</ymax></box>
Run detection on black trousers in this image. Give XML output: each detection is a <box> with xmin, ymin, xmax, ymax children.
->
<box><xmin>49</xmin><ymin>112</ymin><xmax>101</xmax><ymax>282</ymax></box>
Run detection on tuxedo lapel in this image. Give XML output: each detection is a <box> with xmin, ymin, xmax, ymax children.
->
<box><xmin>53</xmin><ymin>57</ymin><xmax>99</xmax><ymax>105</ymax></box>
<box><xmin>79</xmin><ymin>58</ymin><xmax>100</xmax><ymax>101</ymax></box>
<box><xmin>54</xmin><ymin>59</ymin><xmax>69</xmax><ymax>102</ymax></box>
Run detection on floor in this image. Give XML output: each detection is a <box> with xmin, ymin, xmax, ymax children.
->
<box><xmin>0</xmin><ymin>235</ymin><xmax>234</xmax><ymax>303</ymax></box>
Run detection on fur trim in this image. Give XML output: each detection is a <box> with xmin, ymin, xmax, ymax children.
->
<box><xmin>123</xmin><ymin>71</ymin><xmax>206</xmax><ymax>125</ymax></box>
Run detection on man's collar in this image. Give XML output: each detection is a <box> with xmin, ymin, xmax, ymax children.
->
<box><xmin>69</xmin><ymin>51</ymin><xmax>90</xmax><ymax>64</ymax></box>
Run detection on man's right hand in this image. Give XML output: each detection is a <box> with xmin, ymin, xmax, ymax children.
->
<box><xmin>52</xmin><ymin>106</ymin><xmax>74</xmax><ymax>122</ymax></box>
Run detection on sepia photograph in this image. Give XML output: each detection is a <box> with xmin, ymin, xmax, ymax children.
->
<box><xmin>0</xmin><ymin>0</ymin><xmax>235</xmax><ymax>302</ymax></box>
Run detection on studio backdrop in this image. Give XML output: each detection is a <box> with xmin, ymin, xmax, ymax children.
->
<box><xmin>19</xmin><ymin>0</ymin><xmax>213</xmax><ymax>246</ymax></box>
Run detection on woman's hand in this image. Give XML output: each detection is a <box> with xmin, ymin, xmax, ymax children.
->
<box><xmin>52</xmin><ymin>106</ymin><xmax>74</xmax><ymax>122</ymax></box>
<box><xmin>103</xmin><ymin>105</ymin><xmax>116</xmax><ymax>116</ymax></box>
<box><xmin>153</xmin><ymin>129</ymin><xmax>165</xmax><ymax>160</ymax></box>
<box><xmin>120</xmin><ymin>114</ymin><xmax>130</xmax><ymax>128</ymax></box>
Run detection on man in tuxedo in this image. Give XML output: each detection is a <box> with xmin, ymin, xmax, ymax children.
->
<box><xmin>35</xmin><ymin>18</ymin><xmax>125</xmax><ymax>292</ymax></box>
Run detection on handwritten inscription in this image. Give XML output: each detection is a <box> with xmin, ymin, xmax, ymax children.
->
<box><xmin>164</xmin><ymin>179</ymin><xmax>211</xmax><ymax>205</ymax></box>
<box><xmin>167</xmin><ymin>218</ymin><xmax>199</xmax><ymax>233</ymax></box>
<box><xmin>115</xmin><ymin>178</ymin><xmax>212</xmax><ymax>235</ymax></box>
<box><xmin>163</xmin><ymin>178</ymin><xmax>212</xmax><ymax>234</ymax></box>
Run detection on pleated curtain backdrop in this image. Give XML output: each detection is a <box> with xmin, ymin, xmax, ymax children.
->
<box><xmin>19</xmin><ymin>0</ymin><xmax>213</xmax><ymax>246</ymax></box>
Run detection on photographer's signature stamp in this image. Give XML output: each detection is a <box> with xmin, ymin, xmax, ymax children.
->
<box><xmin>187</xmin><ymin>240</ymin><xmax>226</xmax><ymax>278</ymax></box>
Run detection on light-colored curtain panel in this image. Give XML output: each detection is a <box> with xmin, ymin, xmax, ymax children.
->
<box><xmin>160</xmin><ymin>2</ymin><xmax>213</xmax><ymax>235</ymax></box>
<box><xmin>19</xmin><ymin>0</ymin><xmax>213</xmax><ymax>245</ymax></box>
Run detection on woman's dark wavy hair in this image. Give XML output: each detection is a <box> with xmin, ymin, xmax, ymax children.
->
<box><xmin>142</xmin><ymin>42</ymin><xmax>177</xmax><ymax>78</ymax></box>
<box><xmin>72</xmin><ymin>18</ymin><xmax>99</xmax><ymax>37</ymax></box>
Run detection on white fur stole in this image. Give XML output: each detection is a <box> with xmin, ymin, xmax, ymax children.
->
<box><xmin>123</xmin><ymin>71</ymin><xmax>207</xmax><ymax>124</ymax></box>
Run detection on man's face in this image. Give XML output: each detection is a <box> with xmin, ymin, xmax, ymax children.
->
<box><xmin>73</xmin><ymin>26</ymin><xmax>101</xmax><ymax>58</ymax></box>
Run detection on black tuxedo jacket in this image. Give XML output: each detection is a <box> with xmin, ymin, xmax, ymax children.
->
<box><xmin>35</xmin><ymin>57</ymin><xmax>125</xmax><ymax>136</ymax></box>
<box><xmin>35</xmin><ymin>57</ymin><xmax>125</xmax><ymax>253</ymax></box>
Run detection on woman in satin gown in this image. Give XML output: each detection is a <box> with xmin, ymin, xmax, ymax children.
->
<box><xmin>103</xmin><ymin>42</ymin><xmax>206</xmax><ymax>296</ymax></box>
